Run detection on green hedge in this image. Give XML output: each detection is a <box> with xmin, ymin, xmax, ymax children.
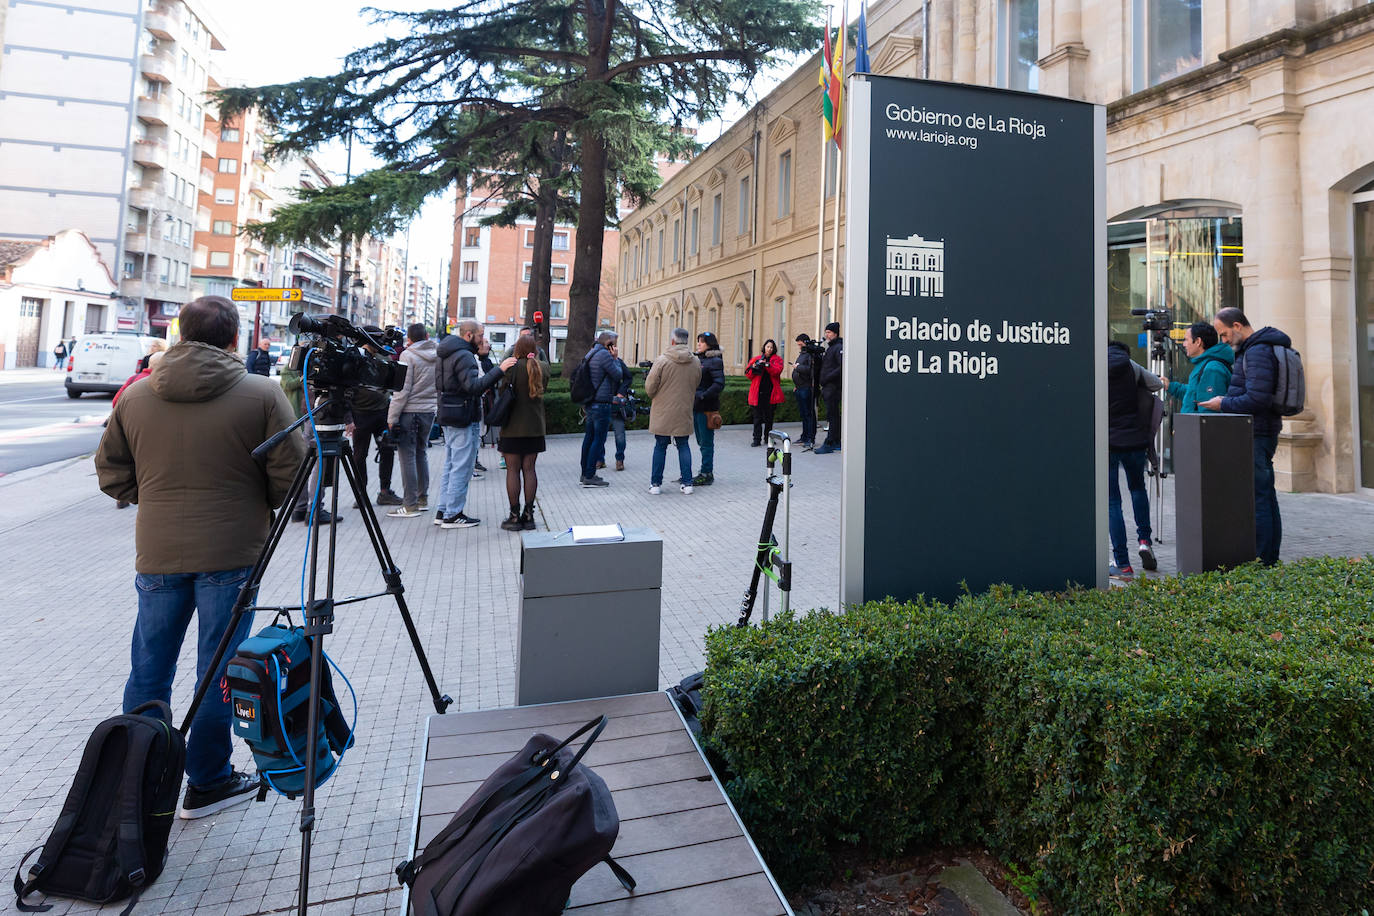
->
<box><xmin>701</xmin><ymin>559</ymin><xmax>1374</xmax><ymax>913</ymax></box>
<box><xmin>537</xmin><ymin>365</ymin><xmax>826</xmax><ymax>435</ymax></box>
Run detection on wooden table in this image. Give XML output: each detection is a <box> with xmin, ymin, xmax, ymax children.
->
<box><xmin>410</xmin><ymin>691</ymin><xmax>792</xmax><ymax>915</ymax></box>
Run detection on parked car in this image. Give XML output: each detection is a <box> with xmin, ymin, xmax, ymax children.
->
<box><xmin>65</xmin><ymin>333</ymin><xmax>159</xmax><ymax>398</ymax></box>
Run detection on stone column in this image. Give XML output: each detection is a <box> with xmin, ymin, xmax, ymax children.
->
<box><xmin>1248</xmin><ymin>75</ymin><xmax>1316</xmax><ymax>490</ymax></box>
<box><xmin>1299</xmin><ymin>255</ymin><xmax>1357</xmax><ymax>493</ymax></box>
<box><xmin>1037</xmin><ymin>0</ymin><xmax>1090</xmax><ymax>100</ymax></box>
<box><xmin>935</xmin><ymin>0</ymin><xmax>954</xmax><ymax>81</ymax></box>
<box><xmin>1253</xmin><ymin>112</ymin><xmax>1307</xmax><ymax>340</ymax></box>
<box><xmin>956</xmin><ymin>0</ymin><xmax>976</xmax><ymax>84</ymax></box>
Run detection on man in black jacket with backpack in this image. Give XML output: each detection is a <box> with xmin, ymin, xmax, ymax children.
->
<box><xmin>1200</xmin><ymin>307</ymin><xmax>1291</xmax><ymax>566</ymax></box>
<box><xmin>434</xmin><ymin>321</ymin><xmax>516</xmax><ymax>528</ymax></box>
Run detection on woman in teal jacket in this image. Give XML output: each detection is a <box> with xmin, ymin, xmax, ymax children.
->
<box><xmin>1164</xmin><ymin>321</ymin><xmax>1234</xmax><ymax>413</ymax></box>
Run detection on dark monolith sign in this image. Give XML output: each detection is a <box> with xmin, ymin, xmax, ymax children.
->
<box><xmin>841</xmin><ymin>76</ymin><xmax>1106</xmax><ymax>605</ymax></box>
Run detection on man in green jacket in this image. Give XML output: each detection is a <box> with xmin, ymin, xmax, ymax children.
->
<box><xmin>96</xmin><ymin>296</ymin><xmax>304</xmax><ymax>818</ymax></box>
<box><xmin>1162</xmin><ymin>321</ymin><xmax>1234</xmax><ymax>413</ymax></box>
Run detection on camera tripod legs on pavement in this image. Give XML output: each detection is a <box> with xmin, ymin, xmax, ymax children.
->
<box><xmin>179</xmin><ymin>420</ymin><xmax>452</xmax><ymax>916</ymax></box>
<box><xmin>738</xmin><ymin>430</ymin><xmax>793</xmax><ymax>626</ymax></box>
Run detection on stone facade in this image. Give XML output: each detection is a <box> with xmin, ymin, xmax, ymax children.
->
<box><xmin>616</xmin><ymin>0</ymin><xmax>1374</xmax><ymax>493</ymax></box>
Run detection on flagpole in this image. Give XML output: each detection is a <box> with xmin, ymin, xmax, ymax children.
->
<box><xmin>814</xmin><ymin>6</ymin><xmax>833</xmax><ymax>337</ymax></box>
<box><xmin>814</xmin><ymin>137</ymin><xmax>830</xmax><ymax>336</ymax></box>
<box><xmin>829</xmin><ymin>0</ymin><xmax>848</xmax><ymax>330</ymax></box>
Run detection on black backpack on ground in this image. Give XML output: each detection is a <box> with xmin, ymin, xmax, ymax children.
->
<box><xmin>396</xmin><ymin>716</ymin><xmax>635</xmax><ymax>916</ymax></box>
<box><xmin>14</xmin><ymin>700</ymin><xmax>186</xmax><ymax>914</ymax></box>
<box><xmin>568</xmin><ymin>351</ymin><xmax>597</xmax><ymax>405</ymax></box>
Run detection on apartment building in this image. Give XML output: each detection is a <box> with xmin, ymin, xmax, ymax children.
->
<box><xmin>616</xmin><ymin>0</ymin><xmax>1374</xmax><ymax>494</ymax></box>
<box><xmin>366</xmin><ymin>237</ymin><xmax>407</xmax><ymax>329</ymax></box>
<box><xmin>406</xmin><ymin>271</ymin><xmax>436</xmax><ymax>330</ymax></box>
<box><xmin>0</xmin><ymin>0</ymin><xmax>224</xmax><ymax>342</ymax></box>
<box><xmin>446</xmin><ymin>182</ymin><xmax>625</xmax><ymax>361</ymax></box>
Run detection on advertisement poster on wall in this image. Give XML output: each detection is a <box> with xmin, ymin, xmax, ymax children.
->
<box><xmin>841</xmin><ymin>76</ymin><xmax>1107</xmax><ymax>605</ymax></box>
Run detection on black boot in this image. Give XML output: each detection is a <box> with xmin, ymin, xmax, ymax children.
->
<box><xmin>500</xmin><ymin>505</ymin><xmax>523</xmax><ymax>531</ymax></box>
<box><xmin>520</xmin><ymin>503</ymin><xmax>537</xmax><ymax>530</ymax></box>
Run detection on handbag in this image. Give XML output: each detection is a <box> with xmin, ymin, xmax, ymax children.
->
<box><xmin>486</xmin><ymin>378</ymin><xmax>516</xmax><ymax>428</ymax></box>
<box><xmin>706</xmin><ymin>410</ymin><xmax>723</xmax><ymax>430</ymax></box>
<box><xmin>396</xmin><ymin>716</ymin><xmax>635</xmax><ymax>916</ymax></box>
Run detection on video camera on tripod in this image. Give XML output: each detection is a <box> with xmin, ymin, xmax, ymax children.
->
<box><xmin>287</xmin><ymin>312</ymin><xmax>406</xmax><ymax>392</ymax></box>
<box><xmin>1131</xmin><ymin>307</ymin><xmax>1178</xmax><ymax>361</ymax></box>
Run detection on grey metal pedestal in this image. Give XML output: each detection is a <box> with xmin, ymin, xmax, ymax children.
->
<box><xmin>517</xmin><ymin>527</ymin><xmax>662</xmax><ymax>705</ymax></box>
<box><xmin>1174</xmin><ymin>413</ymin><xmax>1255</xmax><ymax>575</ymax></box>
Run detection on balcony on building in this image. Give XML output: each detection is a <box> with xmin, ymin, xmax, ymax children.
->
<box><xmin>123</xmin><ymin>228</ymin><xmax>180</xmax><ymax>259</ymax></box>
<box><xmin>201</xmin><ymin>132</ymin><xmax>217</xmax><ymax>159</ymax></box>
<box><xmin>296</xmin><ymin>244</ymin><xmax>333</xmax><ymax>267</ymax></box>
<box><xmin>206</xmin><ymin>61</ymin><xmax>223</xmax><ymax>90</ymax></box>
<box><xmin>136</xmin><ymin>95</ymin><xmax>172</xmax><ymax>126</ymax></box>
<box><xmin>143</xmin><ymin>5</ymin><xmax>178</xmax><ymax>39</ymax></box>
<box><xmin>128</xmin><ymin>181</ymin><xmax>169</xmax><ymax>211</ymax></box>
<box><xmin>292</xmin><ymin>261</ymin><xmax>331</xmax><ymax>286</ymax></box>
<box><xmin>198</xmin><ymin>168</ymin><xmax>215</xmax><ymax>196</ymax></box>
<box><xmin>120</xmin><ymin>273</ymin><xmax>188</xmax><ymax>304</ymax></box>
<box><xmin>139</xmin><ymin>51</ymin><xmax>175</xmax><ymax>83</ymax></box>
<box><xmin>132</xmin><ymin>139</ymin><xmax>169</xmax><ymax>170</ymax></box>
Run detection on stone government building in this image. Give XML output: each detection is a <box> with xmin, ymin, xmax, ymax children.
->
<box><xmin>614</xmin><ymin>0</ymin><xmax>1374</xmax><ymax>495</ymax></box>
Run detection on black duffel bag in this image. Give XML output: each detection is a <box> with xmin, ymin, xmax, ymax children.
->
<box><xmin>397</xmin><ymin>716</ymin><xmax>635</xmax><ymax>916</ymax></box>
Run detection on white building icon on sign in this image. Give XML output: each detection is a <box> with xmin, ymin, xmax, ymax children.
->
<box><xmin>886</xmin><ymin>233</ymin><xmax>945</xmax><ymax>298</ymax></box>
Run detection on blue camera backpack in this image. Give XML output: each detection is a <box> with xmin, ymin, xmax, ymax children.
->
<box><xmin>227</xmin><ymin>624</ymin><xmax>354</xmax><ymax>798</ymax></box>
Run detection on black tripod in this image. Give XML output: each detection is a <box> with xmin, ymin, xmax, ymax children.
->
<box><xmin>737</xmin><ymin>431</ymin><xmax>793</xmax><ymax>626</ymax></box>
<box><xmin>179</xmin><ymin>388</ymin><xmax>452</xmax><ymax>916</ymax></box>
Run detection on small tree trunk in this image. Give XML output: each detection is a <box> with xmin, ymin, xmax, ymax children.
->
<box><xmin>525</xmin><ymin>182</ymin><xmax>557</xmax><ymax>355</ymax></box>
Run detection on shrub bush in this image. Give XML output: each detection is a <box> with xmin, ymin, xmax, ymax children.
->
<box><xmin>701</xmin><ymin>559</ymin><xmax>1374</xmax><ymax>913</ymax></box>
<box><xmin>539</xmin><ymin>365</ymin><xmax>824</xmax><ymax>434</ymax></box>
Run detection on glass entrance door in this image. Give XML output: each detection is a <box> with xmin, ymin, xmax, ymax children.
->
<box><xmin>1353</xmin><ymin>193</ymin><xmax>1374</xmax><ymax>489</ymax></box>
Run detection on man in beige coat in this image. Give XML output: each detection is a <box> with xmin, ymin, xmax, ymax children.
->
<box><xmin>96</xmin><ymin>296</ymin><xmax>304</xmax><ymax>818</ymax></box>
<box><xmin>644</xmin><ymin>327</ymin><xmax>699</xmax><ymax>494</ymax></box>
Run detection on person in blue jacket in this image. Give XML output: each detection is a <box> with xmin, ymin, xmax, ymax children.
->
<box><xmin>1162</xmin><ymin>322</ymin><xmax>1234</xmax><ymax>413</ymax></box>
<box><xmin>579</xmin><ymin>331</ymin><xmax>623</xmax><ymax>488</ymax></box>
<box><xmin>1199</xmin><ymin>307</ymin><xmax>1292</xmax><ymax>566</ymax></box>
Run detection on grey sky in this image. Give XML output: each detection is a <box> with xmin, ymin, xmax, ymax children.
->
<box><xmin>215</xmin><ymin>1</ymin><xmax>804</xmax><ymax>281</ymax></box>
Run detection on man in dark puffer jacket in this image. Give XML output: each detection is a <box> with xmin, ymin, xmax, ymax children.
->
<box><xmin>1200</xmin><ymin>307</ymin><xmax>1291</xmax><ymax>566</ymax></box>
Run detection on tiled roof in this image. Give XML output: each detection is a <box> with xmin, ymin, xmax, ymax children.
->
<box><xmin>0</xmin><ymin>240</ymin><xmax>41</xmax><ymax>269</ymax></box>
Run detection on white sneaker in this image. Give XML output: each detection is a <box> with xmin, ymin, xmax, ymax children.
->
<box><xmin>648</xmin><ymin>485</ymin><xmax>662</xmax><ymax>495</ymax></box>
<box><xmin>680</xmin><ymin>484</ymin><xmax>693</xmax><ymax>494</ymax></box>
<box><xmin>387</xmin><ymin>506</ymin><xmax>422</xmax><ymax>518</ymax></box>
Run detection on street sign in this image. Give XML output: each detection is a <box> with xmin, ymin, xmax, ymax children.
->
<box><xmin>231</xmin><ymin>288</ymin><xmax>303</xmax><ymax>302</ymax></box>
<box><xmin>841</xmin><ymin>75</ymin><xmax>1106</xmax><ymax>604</ymax></box>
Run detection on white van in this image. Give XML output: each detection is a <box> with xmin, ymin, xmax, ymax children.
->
<box><xmin>65</xmin><ymin>333</ymin><xmax>159</xmax><ymax>398</ymax></box>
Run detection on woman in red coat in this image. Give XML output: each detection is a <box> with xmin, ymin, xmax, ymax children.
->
<box><xmin>746</xmin><ymin>339</ymin><xmax>785</xmax><ymax>446</ymax></box>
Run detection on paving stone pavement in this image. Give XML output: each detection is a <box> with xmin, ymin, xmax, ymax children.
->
<box><xmin>1</xmin><ymin>423</ymin><xmax>1372</xmax><ymax>914</ymax></box>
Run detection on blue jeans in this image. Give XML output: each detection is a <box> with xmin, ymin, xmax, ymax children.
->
<box><xmin>795</xmin><ymin>386</ymin><xmax>816</xmax><ymax>444</ymax></box>
<box><xmin>1108</xmin><ymin>449</ymin><xmax>1152</xmax><ymax>568</ymax></box>
<box><xmin>693</xmin><ymin>412</ymin><xmax>715</xmax><ymax>475</ymax></box>
<box><xmin>396</xmin><ymin>411</ymin><xmax>434</xmax><ymax>508</ymax></box>
<box><xmin>651</xmin><ymin>435</ymin><xmax>693</xmax><ymax>486</ymax></box>
<box><xmin>598</xmin><ymin>414</ymin><xmax>627</xmax><ymax>466</ymax></box>
<box><xmin>580</xmin><ymin>402</ymin><xmax>612</xmax><ymax>479</ymax></box>
<box><xmin>438</xmin><ymin>421</ymin><xmax>480</xmax><ymax>515</ymax></box>
<box><xmin>124</xmin><ymin>566</ymin><xmax>255</xmax><ymax>788</ymax></box>
<box><xmin>1254</xmin><ymin>434</ymin><xmax>1282</xmax><ymax>565</ymax></box>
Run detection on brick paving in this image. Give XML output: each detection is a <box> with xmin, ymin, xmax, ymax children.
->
<box><xmin>1</xmin><ymin>423</ymin><xmax>1372</xmax><ymax>913</ymax></box>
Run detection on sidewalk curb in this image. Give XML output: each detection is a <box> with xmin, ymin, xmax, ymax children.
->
<box><xmin>0</xmin><ymin>453</ymin><xmax>90</xmax><ymax>486</ymax></box>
